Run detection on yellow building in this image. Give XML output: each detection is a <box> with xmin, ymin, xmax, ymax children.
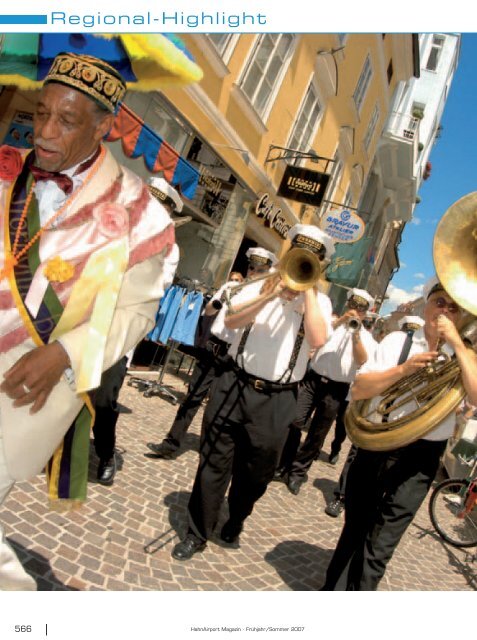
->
<box><xmin>0</xmin><ymin>33</ymin><xmax>417</xmax><ymax>294</ymax></box>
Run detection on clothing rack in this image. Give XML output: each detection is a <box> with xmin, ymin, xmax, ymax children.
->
<box><xmin>127</xmin><ymin>279</ymin><xmax>211</xmax><ymax>403</ymax></box>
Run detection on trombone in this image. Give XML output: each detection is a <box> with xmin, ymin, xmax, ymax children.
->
<box><xmin>225</xmin><ymin>246</ymin><xmax>323</xmax><ymax>310</ymax></box>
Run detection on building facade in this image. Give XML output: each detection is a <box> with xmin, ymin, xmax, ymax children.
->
<box><xmin>0</xmin><ymin>33</ymin><xmax>419</xmax><ymax>297</ymax></box>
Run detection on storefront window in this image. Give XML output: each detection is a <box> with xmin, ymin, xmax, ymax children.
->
<box><xmin>200</xmin><ymin>183</ymin><xmax>252</xmax><ymax>288</ymax></box>
<box><xmin>187</xmin><ymin>137</ymin><xmax>237</xmax><ymax>226</ymax></box>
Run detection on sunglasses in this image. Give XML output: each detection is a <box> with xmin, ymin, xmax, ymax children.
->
<box><xmin>248</xmin><ymin>265</ymin><xmax>269</xmax><ymax>274</ymax></box>
<box><xmin>432</xmin><ymin>296</ymin><xmax>461</xmax><ymax>314</ymax></box>
<box><xmin>348</xmin><ymin>300</ymin><xmax>368</xmax><ymax>312</ymax></box>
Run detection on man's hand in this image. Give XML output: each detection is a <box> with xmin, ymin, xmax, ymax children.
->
<box><xmin>437</xmin><ymin>314</ymin><xmax>462</xmax><ymax>350</ymax></box>
<box><xmin>0</xmin><ymin>342</ymin><xmax>71</xmax><ymax>414</ymax></box>
<box><xmin>400</xmin><ymin>351</ymin><xmax>439</xmax><ymax>377</ymax></box>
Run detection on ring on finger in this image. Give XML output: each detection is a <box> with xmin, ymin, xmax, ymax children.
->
<box><xmin>22</xmin><ymin>383</ymin><xmax>31</xmax><ymax>394</ymax></box>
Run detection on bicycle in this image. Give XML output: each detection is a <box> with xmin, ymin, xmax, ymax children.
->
<box><xmin>429</xmin><ymin>452</ymin><xmax>477</xmax><ymax>548</ymax></box>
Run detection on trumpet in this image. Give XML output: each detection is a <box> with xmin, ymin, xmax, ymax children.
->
<box><xmin>346</xmin><ymin>318</ymin><xmax>362</xmax><ymax>333</ymax></box>
<box><xmin>225</xmin><ymin>247</ymin><xmax>323</xmax><ymax>311</ymax></box>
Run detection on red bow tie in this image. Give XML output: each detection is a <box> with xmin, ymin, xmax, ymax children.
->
<box><xmin>30</xmin><ymin>166</ymin><xmax>74</xmax><ymax>195</ymax></box>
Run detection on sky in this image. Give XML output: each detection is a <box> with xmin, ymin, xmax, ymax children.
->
<box><xmin>380</xmin><ymin>33</ymin><xmax>477</xmax><ymax>315</ymax></box>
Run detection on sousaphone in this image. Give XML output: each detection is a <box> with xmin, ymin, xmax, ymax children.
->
<box><xmin>345</xmin><ymin>192</ymin><xmax>477</xmax><ymax>451</ymax></box>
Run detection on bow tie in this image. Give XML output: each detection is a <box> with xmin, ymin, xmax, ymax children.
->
<box><xmin>30</xmin><ymin>166</ymin><xmax>74</xmax><ymax>195</ymax></box>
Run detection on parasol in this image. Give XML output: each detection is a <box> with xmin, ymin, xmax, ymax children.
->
<box><xmin>0</xmin><ymin>33</ymin><xmax>203</xmax><ymax>89</ymax></box>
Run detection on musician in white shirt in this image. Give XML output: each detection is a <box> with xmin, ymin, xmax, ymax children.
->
<box><xmin>171</xmin><ymin>225</ymin><xmax>335</xmax><ymax>561</ymax></box>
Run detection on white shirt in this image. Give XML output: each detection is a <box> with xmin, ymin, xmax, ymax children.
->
<box><xmin>357</xmin><ymin>328</ymin><xmax>455</xmax><ymax>441</ymax></box>
<box><xmin>33</xmin><ymin>155</ymin><xmax>95</xmax><ymax>227</ymax></box>
<box><xmin>228</xmin><ymin>280</ymin><xmax>333</xmax><ymax>383</ymax></box>
<box><xmin>210</xmin><ymin>281</ymin><xmax>241</xmax><ymax>344</ymax></box>
<box><xmin>312</xmin><ymin>323</ymin><xmax>378</xmax><ymax>383</ymax></box>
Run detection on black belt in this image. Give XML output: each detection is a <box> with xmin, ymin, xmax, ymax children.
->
<box><xmin>233</xmin><ymin>365</ymin><xmax>299</xmax><ymax>393</ymax></box>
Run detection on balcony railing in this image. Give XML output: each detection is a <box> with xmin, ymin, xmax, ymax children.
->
<box><xmin>385</xmin><ymin>110</ymin><xmax>421</xmax><ymax>142</ymax></box>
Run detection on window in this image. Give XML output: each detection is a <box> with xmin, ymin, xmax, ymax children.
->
<box><xmin>353</xmin><ymin>55</ymin><xmax>373</xmax><ymax>113</ymax></box>
<box><xmin>207</xmin><ymin>34</ymin><xmax>234</xmax><ymax>56</ymax></box>
<box><xmin>288</xmin><ymin>83</ymin><xmax>322</xmax><ymax>159</ymax></box>
<box><xmin>363</xmin><ymin>103</ymin><xmax>380</xmax><ymax>151</ymax></box>
<box><xmin>426</xmin><ymin>35</ymin><xmax>446</xmax><ymax>72</ymax></box>
<box><xmin>240</xmin><ymin>34</ymin><xmax>295</xmax><ymax>117</ymax></box>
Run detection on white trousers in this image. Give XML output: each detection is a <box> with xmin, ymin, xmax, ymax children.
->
<box><xmin>0</xmin><ymin>423</ymin><xmax>37</xmax><ymax>591</ymax></box>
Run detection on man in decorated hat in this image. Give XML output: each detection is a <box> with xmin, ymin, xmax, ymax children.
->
<box><xmin>321</xmin><ymin>275</ymin><xmax>477</xmax><ymax>590</ymax></box>
<box><xmin>146</xmin><ymin>247</ymin><xmax>276</xmax><ymax>460</ymax></box>
<box><xmin>0</xmin><ymin>52</ymin><xmax>177</xmax><ymax>589</ymax></box>
<box><xmin>171</xmin><ymin>224</ymin><xmax>334</xmax><ymax>561</ymax></box>
<box><xmin>276</xmin><ymin>287</ymin><xmax>377</xmax><ymax>495</ymax></box>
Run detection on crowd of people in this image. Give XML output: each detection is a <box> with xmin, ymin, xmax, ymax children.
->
<box><xmin>1</xmin><ymin>52</ymin><xmax>476</xmax><ymax>592</ymax></box>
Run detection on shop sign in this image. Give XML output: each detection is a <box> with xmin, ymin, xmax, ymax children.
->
<box><xmin>277</xmin><ymin>165</ymin><xmax>330</xmax><ymax>206</ymax></box>
<box><xmin>320</xmin><ymin>208</ymin><xmax>365</xmax><ymax>243</ymax></box>
<box><xmin>199</xmin><ymin>164</ymin><xmax>222</xmax><ymax>197</ymax></box>
<box><xmin>254</xmin><ymin>193</ymin><xmax>291</xmax><ymax>239</ymax></box>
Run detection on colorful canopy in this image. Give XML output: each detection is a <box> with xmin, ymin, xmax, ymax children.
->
<box><xmin>0</xmin><ymin>33</ymin><xmax>203</xmax><ymax>90</ymax></box>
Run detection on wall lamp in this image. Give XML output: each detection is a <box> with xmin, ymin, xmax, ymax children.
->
<box><xmin>265</xmin><ymin>145</ymin><xmax>334</xmax><ymax>169</ymax></box>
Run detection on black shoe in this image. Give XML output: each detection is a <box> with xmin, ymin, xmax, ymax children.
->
<box><xmin>325</xmin><ymin>498</ymin><xmax>344</xmax><ymax>518</ymax></box>
<box><xmin>272</xmin><ymin>468</ymin><xmax>286</xmax><ymax>482</ymax></box>
<box><xmin>97</xmin><ymin>455</ymin><xmax>116</xmax><ymax>485</ymax></box>
<box><xmin>146</xmin><ymin>441</ymin><xmax>178</xmax><ymax>458</ymax></box>
<box><xmin>328</xmin><ymin>453</ymin><xmax>340</xmax><ymax>465</ymax></box>
<box><xmin>220</xmin><ymin>519</ymin><xmax>243</xmax><ymax>544</ymax></box>
<box><xmin>287</xmin><ymin>475</ymin><xmax>305</xmax><ymax>496</ymax></box>
<box><xmin>172</xmin><ymin>535</ymin><xmax>206</xmax><ymax>561</ymax></box>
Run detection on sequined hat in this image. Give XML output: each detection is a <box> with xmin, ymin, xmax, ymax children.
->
<box><xmin>245</xmin><ymin>247</ymin><xmax>278</xmax><ymax>267</ymax></box>
<box><xmin>44</xmin><ymin>52</ymin><xmax>127</xmax><ymax>113</ymax></box>
<box><xmin>148</xmin><ymin>177</ymin><xmax>183</xmax><ymax>213</ymax></box>
<box><xmin>398</xmin><ymin>315</ymin><xmax>425</xmax><ymax>331</ymax></box>
<box><xmin>287</xmin><ymin>224</ymin><xmax>335</xmax><ymax>258</ymax></box>
<box><xmin>346</xmin><ymin>288</ymin><xmax>374</xmax><ymax>308</ymax></box>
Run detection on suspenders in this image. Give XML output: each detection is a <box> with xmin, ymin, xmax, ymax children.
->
<box><xmin>236</xmin><ymin>317</ymin><xmax>306</xmax><ymax>384</ymax></box>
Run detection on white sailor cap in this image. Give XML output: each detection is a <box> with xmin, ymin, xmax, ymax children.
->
<box><xmin>422</xmin><ymin>275</ymin><xmax>444</xmax><ymax>301</ymax></box>
<box><xmin>398</xmin><ymin>315</ymin><xmax>425</xmax><ymax>331</ymax></box>
<box><xmin>245</xmin><ymin>247</ymin><xmax>278</xmax><ymax>267</ymax></box>
<box><xmin>346</xmin><ymin>288</ymin><xmax>374</xmax><ymax>307</ymax></box>
<box><xmin>287</xmin><ymin>224</ymin><xmax>335</xmax><ymax>258</ymax></box>
<box><xmin>148</xmin><ymin>176</ymin><xmax>183</xmax><ymax>213</ymax></box>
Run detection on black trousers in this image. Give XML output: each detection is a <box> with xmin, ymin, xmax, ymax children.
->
<box><xmin>92</xmin><ymin>356</ymin><xmax>128</xmax><ymax>461</ymax></box>
<box><xmin>187</xmin><ymin>367</ymin><xmax>298</xmax><ymax>541</ymax></box>
<box><xmin>163</xmin><ymin>338</ymin><xmax>228</xmax><ymax>449</ymax></box>
<box><xmin>281</xmin><ymin>370</ymin><xmax>350</xmax><ymax>480</ymax></box>
<box><xmin>330</xmin><ymin>401</ymin><xmax>349</xmax><ymax>458</ymax></box>
<box><xmin>333</xmin><ymin>444</ymin><xmax>358</xmax><ymax>501</ymax></box>
<box><xmin>323</xmin><ymin>438</ymin><xmax>447</xmax><ymax>591</ymax></box>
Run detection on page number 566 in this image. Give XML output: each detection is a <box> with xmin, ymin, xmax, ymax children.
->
<box><xmin>14</xmin><ymin>626</ymin><xmax>31</xmax><ymax>633</ymax></box>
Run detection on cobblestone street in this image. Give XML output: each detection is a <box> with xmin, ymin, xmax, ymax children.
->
<box><xmin>1</xmin><ymin>368</ymin><xmax>476</xmax><ymax>592</ymax></box>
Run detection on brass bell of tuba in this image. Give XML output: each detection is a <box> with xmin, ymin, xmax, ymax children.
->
<box><xmin>345</xmin><ymin>192</ymin><xmax>477</xmax><ymax>451</ymax></box>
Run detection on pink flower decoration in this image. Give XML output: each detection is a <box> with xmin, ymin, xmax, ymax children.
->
<box><xmin>0</xmin><ymin>145</ymin><xmax>23</xmax><ymax>182</ymax></box>
<box><xmin>92</xmin><ymin>203</ymin><xmax>129</xmax><ymax>238</ymax></box>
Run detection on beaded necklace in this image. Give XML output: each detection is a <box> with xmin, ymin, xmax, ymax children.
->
<box><xmin>0</xmin><ymin>146</ymin><xmax>106</xmax><ymax>282</ymax></box>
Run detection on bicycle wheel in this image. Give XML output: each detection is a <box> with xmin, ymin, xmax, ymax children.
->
<box><xmin>429</xmin><ymin>478</ymin><xmax>477</xmax><ymax>548</ymax></box>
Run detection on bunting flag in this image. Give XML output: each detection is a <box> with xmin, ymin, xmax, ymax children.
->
<box><xmin>106</xmin><ymin>104</ymin><xmax>199</xmax><ymax>199</ymax></box>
